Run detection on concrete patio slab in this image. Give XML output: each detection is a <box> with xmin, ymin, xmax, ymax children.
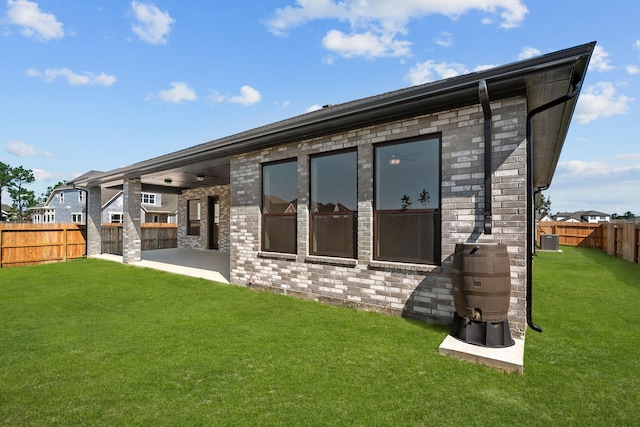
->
<box><xmin>438</xmin><ymin>334</ymin><xmax>525</xmax><ymax>374</ymax></box>
<box><xmin>90</xmin><ymin>248</ymin><xmax>230</xmax><ymax>284</ymax></box>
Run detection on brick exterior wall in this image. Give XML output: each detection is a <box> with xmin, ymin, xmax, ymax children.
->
<box><xmin>228</xmin><ymin>97</ymin><xmax>528</xmax><ymax>337</ymax></box>
<box><xmin>86</xmin><ymin>186</ymin><xmax>102</xmax><ymax>256</ymax></box>
<box><xmin>122</xmin><ymin>178</ymin><xmax>142</xmax><ymax>263</ymax></box>
<box><xmin>178</xmin><ymin>185</ymin><xmax>231</xmax><ymax>252</ymax></box>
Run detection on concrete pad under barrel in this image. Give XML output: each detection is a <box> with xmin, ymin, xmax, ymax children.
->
<box><xmin>438</xmin><ymin>334</ymin><xmax>524</xmax><ymax>374</ymax></box>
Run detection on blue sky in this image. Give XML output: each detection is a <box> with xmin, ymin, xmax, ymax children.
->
<box><xmin>1</xmin><ymin>0</ymin><xmax>638</xmax><ymax>215</ymax></box>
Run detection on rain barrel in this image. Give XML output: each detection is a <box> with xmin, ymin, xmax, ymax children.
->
<box><xmin>451</xmin><ymin>243</ymin><xmax>511</xmax><ymax>322</ymax></box>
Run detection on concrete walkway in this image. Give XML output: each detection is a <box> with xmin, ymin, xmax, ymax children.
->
<box><xmin>91</xmin><ymin>248</ymin><xmax>230</xmax><ymax>284</ymax></box>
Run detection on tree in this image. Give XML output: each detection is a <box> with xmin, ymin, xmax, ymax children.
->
<box><xmin>612</xmin><ymin>211</ymin><xmax>636</xmax><ymax>220</ymax></box>
<box><xmin>537</xmin><ymin>193</ymin><xmax>552</xmax><ymax>217</ymax></box>
<box><xmin>0</xmin><ymin>162</ymin><xmax>12</xmax><ymax>213</ymax></box>
<box><xmin>8</xmin><ymin>166</ymin><xmax>36</xmax><ymax>221</ymax></box>
<box><xmin>40</xmin><ymin>180</ymin><xmax>66</xmax><ymax>203</ymax></box>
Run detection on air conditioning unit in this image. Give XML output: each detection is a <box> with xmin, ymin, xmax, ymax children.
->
<box><xmin>540</xmin><ymin>234</ymin><xmax>559</xmax><ymax>251</ymax></box>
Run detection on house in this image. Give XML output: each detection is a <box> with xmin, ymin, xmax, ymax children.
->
<box><xmin>30</xmin><ymin>185</ymin><xmax>178</xmax><ymax>224</ymax></box>
<box><xmin>30</xmin><ymin>186</ymin><xmax>87</xmax><ymax>224</ymax></box>
<box><xmin>554</xmin><ymin>211</ymin><xmax>610</xmax><ymax>223</ymax></box>
<box><xmin>70</xmin><ymin>42</ymin><xmax>596</xmax><ymax>340</ymax></box>
<box><xmin>1</xmin><ymin>203</ymin><xmax>11</xmax><ymax>221</ymax></box>
<box><xmin>101</xmin><ymin>189</ymin><xmax>178</xmax><ymax>224</ymax></box>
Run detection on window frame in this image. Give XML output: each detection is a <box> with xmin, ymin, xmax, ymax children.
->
<box><xmin>261</xmin><ymin>158</ymin><xmax>298</xmax><ymax>254</ymax></box>
<box><xmin>373</xmin><ymin>135</ymin><xmax>442</xmax><ymax>265</ymax></box>
<box><xmin>141</xmin><ymin>192</ymin><xmax>157</xmax><ymax>205</ymax></box>
<box><xmin>110</xmin><ymin>213</ymin><xmax>123</xmax><ymax>224</ymax></box>
<box><xmin>309</xmin><ymin>149</ymin><xmax>358</xmax><ymax>258</ymax></box>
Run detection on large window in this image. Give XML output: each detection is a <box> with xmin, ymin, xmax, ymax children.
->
<box><xmin>310</xmin><ymin>150</ymin><xmax>357</xmax><ymax>258</ymax></box>
<box><xmin>187</xmin><ymin>199</ymin><xmax>201</xmax><ymax>236</ymax></box>
<box><xmin>262</xmin><ymin>160</ymin><xmax>297</xmax><ymax>253</ymax></box>
<box><xmin>375</xmin><ymin>137</ymin><xmax>440</xmax><ymax>264</ymax></box>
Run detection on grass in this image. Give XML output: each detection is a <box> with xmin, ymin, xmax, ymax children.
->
<box><xmin>0</xmin><ymin>247</ymin><xmax>639</xmax><ymax>426</ymax></box>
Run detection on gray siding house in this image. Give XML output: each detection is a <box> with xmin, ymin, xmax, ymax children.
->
<box><xmin>31</xmin><ymin>185</ymin><xmax>177</xmax><ymax>225</ymax></box>
<box><xmin>31</xmin><ymin>186</ymin><xmax>87</xmax><ymax>224</ymax></box>
<box><xmin>71</xmin><ymin>42</ymin><xmax>595</xmax><ymax>339</ymax></box>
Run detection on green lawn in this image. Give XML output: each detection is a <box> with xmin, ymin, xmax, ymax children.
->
<box><xmin>1</xmin><ymin>247</ymin><xmax>639</xmax><ymax>426</ymax></box>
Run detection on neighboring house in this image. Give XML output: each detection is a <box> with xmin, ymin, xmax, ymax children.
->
<box><xmin>1</xmin><ymin>203</ymin><xmax>12</xmax><ymax>221</ymax></box>
<box><xmin>30</xmin><ymin>186</ymin><xmax>87</xmax><ymax>224</ymax></box>
<box><xmin>554</xmin><ymin>211</ymin><xmax>610</xmax><ymax>223</ymax></box>
<box><xmin>30</xmin><ymin>185</ymin><xmax>177</xmax><ymax>224</ymax></box>
<box><xmin>71</xmin><ymin>42</ymin><xmax>596</xmax><ymax>340</ymax></box>
<box><xmin>101</xmin><ymin>190</ymin><xmax>178</xmax><ymax>224</ymax></box>
<box><xmin>536</xmin><ymin>212</ymin><xmax>554</xmax><ymax>222</ymax></box>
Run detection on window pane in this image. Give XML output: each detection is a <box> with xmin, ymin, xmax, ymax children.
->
<box><xmin>262</xmin><ymin>160</ymin><xmax>297</xmax><ymax>253</ymax></box>
<box><xmin>188</xmin><ymin>199</ymin><xmax>201</xmax><ymax>235</ymax></box>
<box><xmin>375</xmin><ymin>138</ymin><xmax>439</xmax><ymax>210</ymax></box>
<box><xmin>263</xmin><ymin>161</ymin><xmax>297</xmax><ymax>214</ymax></box>
<box><xmin>310</xmin><ymin>150</ymin><xmax>357</xmax><ymax>257</ymax></box>
<box><xmin>311</xmin><ymin>151</ymin><xmax>357</xmax><ymax>212</ymax></box>
<box><xmin>263</xmin><ymin>215</ymin><xmax>296</xmax><ymax>253</ymax></box>
<box><xmin>312</xmin><ymin>213</ymin><xmax>355</xmax><ymax>257</ymax></box>
<box><xmin>376</xmin><ymin>212</ymin><xmax>440</xmax><ymax>264</ymax></box>
<box><xmin>374</xmin><ymin>137</ymin><xmax>440</xmax><ymax>264</ymax></box>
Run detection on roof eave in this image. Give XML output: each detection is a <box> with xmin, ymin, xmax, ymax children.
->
<box><xmin>71</xmin><ymin>42</ymin><xmax>596</xmax><ymax>189</ymax></box>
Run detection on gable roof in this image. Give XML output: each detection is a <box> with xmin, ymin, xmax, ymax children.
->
<box><xmin>70</xmin><ymin>42</ymin><xmax>595</xmax><ymax>194</ymax></box>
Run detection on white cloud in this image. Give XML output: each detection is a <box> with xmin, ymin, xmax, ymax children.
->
<box><xmin>266</xmin><ymin>0</ymin><xmax>527</xmax><ymax>59</ymax></box>
<box><xmin>435</xmin><ymin>31</ymin><xmax>453</xmax><ymax>48</ymax></box>
<box><xmin>6</xmin><ymin>140</ymin><xmax>52</xmax><ymax>157</ymax></box>
<box><xmin>322</xmin><ymin>29</ymin><xmax>411</xmax><ymax>59</ymax></box>
<box><xmin>518</xmin><ymin>46</ymin><xmax>540</xmax><ymax>60</ymax></box>
<box><xmin>27</xmin><ymin>68</ymin><xmax>117</xmax><ymax>86</ymax></box>
<box><xmin>589</xmin><ymin>45</ymin><xmax>614</xmax><ymax>72</ymax></box>
<box><xmin>228</xmin><ymin>85</ymin><xmax>262</xmax><ymax>106</ymax></box>
<box><xmin>634</xmin><ymin>39</ymin><xmax>640</xmax><ymax>51</ymax></box>
<box><xmin>626</xmin><ymin>65</ymin><xmax>640</xmax><ymax>75</ymax></box>
<box><xmin>406</xmin><ymin>60</ymin><xmax>469</xmax><ymax>85</ymax></box>
<box><xmin>406</xmin><ymin>59</ymin><xmax>496</xmax><ymax>86</ymax></box>
<box><xmin>130</xmin><ymin>1</ymin><xmax>174</xmax><ymax>45</ymax></box>
<box><xmin>208</xmin><ymin>86</ymin><xmax>261</xmax><ymax>106</ymax></box>
<box><xmin>155</xmin><ymin>82</ymin><xmax>197</xmax><ymax>103</ymax></box>
<box><xmin>549</xmin><ymin>156</ymin><xmax>640</xmax><ymax>214</ymax></box>
<box><xmin>306</xmin><ymin>104</ymin><xmax>323</xmax><ymax>113</ymax></box>
<box><xmin>32</xmin><ymin>168</ymin><xmax>56</xmax><ymax>182</ymax></box>
<box><xmin>574</xmin><ymin>82</ymin><xmax>633</xmax><ymax>124</ymax></box>
<box><xmin>6</xmin><ymin>0</ymin><xmax>63</xmax><ymax>41</ymax></box>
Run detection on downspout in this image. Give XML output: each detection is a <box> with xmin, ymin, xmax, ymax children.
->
<box><xmin>526</xmin><ymin>80</ymin><xmax>582</xmax><ymax>333</ymax></box>
<box><xmin>479</xmin><ymin>80</ymin><xmax>492</xmax><ymax>234</ymax></box>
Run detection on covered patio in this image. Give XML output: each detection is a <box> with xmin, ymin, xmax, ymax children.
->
<box><xmin>92</xmin><ymin>248</ymin><xmax>230</xmax><ymax>284</ymax></box>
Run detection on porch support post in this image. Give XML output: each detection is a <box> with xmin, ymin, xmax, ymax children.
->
<box><xmin>86</xmin><ymin>186</ymin><xmax>102</xmax><ymax>257</ymax></box>
<box><xmin>123</xmin><ymin>177</ymin><xmax>142</xmax><ymax>264</ymax></box>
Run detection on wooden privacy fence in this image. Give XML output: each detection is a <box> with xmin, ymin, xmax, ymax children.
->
<box><xmin>537</xmin><ymin>221</ymin><xmax>640</xmax><ymax>264</ymax></box>
<box><xmin>0</xmin><ymin>223</ymin><xmax>178</xmax><ymax>267</ymax></box>
<box><xmin>101</xmin><ymin>223</ymin><xmax>178</xmax><ymax>255</ymax></box>
<box><xmin>536</xmin><ymin>221</ymin><xmax>603</xmax><ymax>249</ymax></box>
<box><xmin>0</xmin><ymin>223</ymin><xmax>86</xmax><ymax>268</ymax></box>
<box><xmin>603</xmin><ymin>222</ymin><xmax>640</xmax><ymax>264</ymax></box>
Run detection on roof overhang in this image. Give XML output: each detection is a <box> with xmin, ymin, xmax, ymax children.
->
<box><xmin>70</xmin><ymin>42</ymin><xmax>595</xmax><ymax>192</ymax></box>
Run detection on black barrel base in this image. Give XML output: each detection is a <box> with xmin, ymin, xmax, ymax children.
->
<box><xmin>450</xmin><ymin>312</ymin><xmax>515</xmax><ymax>348</ymax></box>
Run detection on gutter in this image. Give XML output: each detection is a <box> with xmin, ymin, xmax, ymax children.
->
<box><xmin>525</xmin><ymin>79</ymin><xmax>583</xmax><ymax>333</ymax></box>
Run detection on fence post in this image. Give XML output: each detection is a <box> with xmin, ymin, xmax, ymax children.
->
<box><xmin>63</xmin><ymin>227</ymin><xmax>68</xmax><ymax>262</ymax></box>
